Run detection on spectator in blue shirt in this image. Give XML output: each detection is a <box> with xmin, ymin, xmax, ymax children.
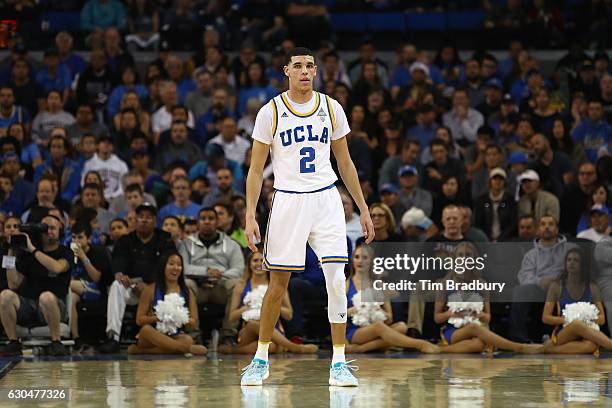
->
<box><xmin>165</xmin><ymin>55</ymin><xmax>195</xmax><ymax>104</ymax></box>
<box><xmin>236</xmin><ymin>61</ymin><xmax>277</xmax><ymax>116</ymax></box>
<box><xmin>406</xmin><ymin>104</ymin><xmax>439</xmax><ymax>147</ymax></box>
<box><xmin>6</xmin><ymin>123</ymin><xmax>41</xmax><ymax>169</ymax></box>
<box><xmin>55</xmin><ymin>32</ymin><xmax>87</xmax><ymax>81</ymax></box>
<box><xmin>33</xmin><ymin>135</ymin><xmax>82</xmax><ymax>202</ymax></box>
<box><xmin>572</xmin><ymin>99</ymin><xmax>612</xmax><ymax>163</ymax></box>
<box><xmin>189</xmin><ymin>143</ymin><xmax>244</xmax><ymax>194</ymax></box>
<box><xmin>158</xmin><ymin>176</ymin><xmax>201</xmax><ymax>225</ymax></box>
<box><xmin>0</xmin><ymin>87</ymin><xmax>30</xmax><ymax>136</ymax></box>
<box><xmin>35</xmin><ymin>48</ymin><xmax>72</xmax><ymax>101</ymax></box>
<box><xmin>107</xmin><ymin>65</ymin><xmax>148</xmax><ymax>119</ymax></box>
<box><xmin>80</xmin><ymin>0</ymin><xmax>127</xmax><ymax>33</ymax></box>
<box><xmin>195</xmin><ymin>88</ymin><xmax>235</xmax><ymax>145</ymax></box>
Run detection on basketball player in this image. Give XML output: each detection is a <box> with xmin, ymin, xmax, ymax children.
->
<box><xmin>241</xmin><ymin>47</ymin><xmax>374</xmax><ymax>386</ymax></box>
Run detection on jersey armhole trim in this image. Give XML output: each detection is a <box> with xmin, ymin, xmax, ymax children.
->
<box><xmin>271</xmin><ymin>99</ymin><xmax>278</xmax><ymax>139</ymax></box>
<box><xmin>325</xmin><ymin>95</ymin><xmax>336</xmax><ymax>132</ymax></box>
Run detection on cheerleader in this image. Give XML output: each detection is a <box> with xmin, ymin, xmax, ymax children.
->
<box><xmin>345</xmin><ymin>244</ymin><xmax>439</xmax><ymax>354</ymax></box>
<box><xmin>435</xmin><ymin>242</ymin><xmax>543</xmax><ymax>354</ymax></box>
<box><xmin>218</xmin><ymin>249</ymin><xmax>318</xmax><ymax>354</ymax></box>
<box><xmin>542</xmin><ymin>248</ymin><xmax>612</xmax><ymax>353</ymax></box>
<box><xmin>128</xmin><ymin>251</ymin><xmax>207</xmax><ymax>355</ymax></box>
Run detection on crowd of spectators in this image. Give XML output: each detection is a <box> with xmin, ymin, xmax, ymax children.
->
<box><xmin>0</xmin><ymin>1</ymin><xmax>610</xmax><ymax>355</ymax></box>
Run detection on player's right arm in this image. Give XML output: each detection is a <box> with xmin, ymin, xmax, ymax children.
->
<box><xmin>246</xmin><ymin>101</ymin><xmax>274</xmax><ymax>252</ymax></box>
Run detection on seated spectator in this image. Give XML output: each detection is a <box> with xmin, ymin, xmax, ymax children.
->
<box><xmin>156</xmin><ymin>121</ymin><xmax>202</xmax><ymax>171</ymax></box>
<box><xmin>183</xmin><ymin>218</ymin><xmax>197</xmax><ymax>238</ymax></box>
<box><xmin>178</xmin><ymin>207</ymin><xmax>244</xmax><ymax>345</ymax></box>
<box><xmin>208</xmin><ymin>117</ymin><xmax>251</xmax><ymax>165</ymax></box>
<box><xmin>577</xmin><ymin>205</ymin><xmax>611</xmax><ymax>242</ymax></box>
<box><xmin>103</xmin><ymin>27</ymin><xmax>134</xmax><ymax>75</ymax></box>
<box><xmin>477</xmin><ymin>78</ymin><xmax>503</xmax><ymax>122</ymax></box>
<box><xmin>0</xmin><ymin>87</ymin><xmax>30</xmax><ymax>137</ymax></box>
<box><xmin>378</xmin><ymin>140</ymin><xmax>422</xmax><ymax>189</ymax></box>
<box><xmin>35</xmin><ymin>48</ymin><xmax>71</xmax><ymax>101</ymax></box>
<box><xmin>22</xmin><ymin>175</ymin><xmax>68</xmax><ymax>223</ymax></box>
<box><xmin>195</xmin><ymin>88</ymin><xmax>234</xmax><ymax>145</ymax></box>
<box><xmin>108</xmin><ymin>218</ymin><xmax>129</xmax><ymax>249</ymax></box>
<box><xmin>202</xmin><ymin>168</ymin><xmax>245</xmax><ymax>208</ymax></box>
<box><xmin>339</xmin><ymin>189</ymin><xmax>363</xmax><ymax>249</ymax></box>
<box><xmin>80</xmin><ymin>183</ymin><xmax>116</xmax><ymax>236</ymax></box>
<box><xmin>572</xmin><ymin>99</ymin><xmax>611</xmax><ymax>163</ymax></box>
<box><xmin>442</xmin><ymin>88</ymin><xmax>484</xmax><ymax>145</ymax></box>
<box><xmin>462</xmin><ymin>59</ymin><xmax>485</xmax><ymax>107</ymax></box>
<box><xmin>214</xmin><ymin>202</ymin><xmax>246</xmax><ymax>249</ymax></box>
<box><xmin>157</xmin><ymin>105</ymin><xmax>201</xmax><ymax>148</ymax></box>
<box><xmin>31</xmin><ymin>91</ymin><xmax>75</xmax><ymax>149</ymax></box>
<box><xmin>151</xmin><ymin>81</ymin><xmax>195</xmax><ymax>140</ymax></box>
<box><xmin>420</xmin><ymin>126</ymin><xmax>462</xmax><ymax>166</ymax></box>
<box><xmin>379</xmin><ymin>183</ymin><xmax>407</xmax><ymax>231</ymax></box>
<box><xmin>55</xmin><ymin>32</ymin><xmax>87</xmax><ymax>81</ymax></box>
<box><xmin>1</xmin><ymin>151</ymin><xmax>34</xmax><ymax>210</ymax></box>
<box><xmin>69</xmin><ymin>222</ymin><xmax>111</xmax><ymax>352</ymax></box>
<box><xmin>33</xmin><ymin>135</ymin><xmax>81</xmax><ymax>202</ymax></box>
<box><xmin>81</xmin><ymin>134</ymin><xmax>129</xmax><ymax>200</ymax></box>
<box><xmin>0</xmin><ymin>217</ymin><xmax>21</xmax><ymax>291</ymax></box>
<box><xmin>406</xmin><ymin>104</ymin><xmax>439</xmax><ymax>149</ymax></box>
<box><xmin>158</xmin><ymin>176</ymin><xmax>200</xmax><ymax>225</ymax></box>
<box><xmin>76</xmin><ymin>49</ymin><xmax>118</xmax><ymax>120</ymax></box>
<box><xmin>237</xmin><ymin>61</ymin><xmax>277</xmax><ymax>116</ymax></box>
<box><xmin>9</xmin><ymin>57</ymin><xmax>44</xmax><ymax>118</ymax></box>
<box><xmin>510</xmin><ymin>214</ymin><xmax>569</xmax><ymax>342</ymax></box>
<box><xmin>127</xmin><ymin>251</ymin><xmax>207</xmax><ymax>355</ymax></box>
<box><xmin>347</xmin><ymin>40</ymin><xmax>388</xmax><ymax>86</ymax></box>
<box><xmin>219</xmin><ymin>249</ymin><xmax>318</xmax><ymax>354</ymax></box>
<box><xmin>561</xmin><ymin>162</ymin><xmax>598</xmax><ymax>235</ymax></box>
<box><xmin>0</xmin><ymin>214</ymin><xmax>72</xmax><ymax>356</ymax></box>
<box><xmin>109</xmin><ymin>170</ymin><xmax>157</xmax><ymax>215</ymax></box>
<box><xmin>75</xmin><ymin>133</ymin><xmax>97</xmax><ymax>168</ymax></box>
<box><xmin>107</xmin><ymin>66</ymin><xmax>148</xmax><ymax>120</ymax></box>
<box><xmin>112</xmin><ymin>94</ymin><xmax>150</xmax><ymax>139</ymax></box>
<box><xmin>576</xmin><ymin>183</ymin><xmax>610</xmax><ymax>234</ymax></box>
<box><xmin>473</xmin><ymin>168</ymin><xmax>518</xmax><ymax>241</ymax></box>
<box><xmin>0</xmin><ymin>172</ymin><xmax>23</xmax><ymax>216</ymax></box>
<box><xmin>431</xmin><ymin>176</ymin><xmax>470</xmax><ymax>229</ymax></box>
<box><xmin>423</xmin><ymin>138</ymin><xmax>467</xmax><ymax>195</ymax></box>
<box><xmin>237</xmin><ymin>99</ymin><xmax>261</xmax><ymax>139</ymax></box>
<box><xmin>471</xmin><ymin>142</ymin><xmax>506</xmax><ymax>201</ymax></box>
<box><xmin>98</xmin><ymin>203</ymin><xmax>175</xmax><ymax>353</ymax></box>
<box><xmin>517</xmin><ymin>170</ymin><xmax>561</xmax><ymax>222</ymax></box>
<box><xmin>164</xmin><ymin>55</ymin><xmax>195</xmax><ymax>104</ymax></box>
<box><xmin>530</xmin><ymin>133</ymin><xmax>573</xmax><ymax>197</ymax></box>
<box><xmin>65</xmin><ymin>103</ymin><xmax>109</xmax><ymax>148</ymax></box>
<box><xmin>161</xmin><ymin>215</ymin><xmax>183</xmax><ymax>245</ymax></box>
<box><xmin>397</xmin><ymin>165</ymin><xmax>432</xmax><ymax>217</ymax></box>
<box><xmin>351</xmin><ymin>61</ymin><xmax>388</xmax><ymax>108</ymax></box>
<box><xmin>116</xmin><ymin>183</ymin><xmax>145</xmax><ymax>219</ymax></box>
<box><xmin>185</xmin><ymin>69</ymin><xmax>214</xmax><ymax>120</ymax></box>
<box><xmin>400</xmin><ymin>207</ymin><xmax>438</xmax><ymax>242</ymax></box>
<box><xmin>357</xmin><ymin>203</ymin><xmax>402</xmax><ymax>246</ymax></box>
<box><xmin>125</xmin><ymin>0</ymin><xmax>160</xmax><ymax>52</ymax></box>
<box><xmin>459</xmin><ymin>206</ymin><xmax>489</xmax><ymax>243</ymax></box>
<box><xmin>530</xmin><ymin>87</ymin><xmax>562</xmax><ymax>134</ymax></box>
<box><xmin>80</xmin><ymin>0</ymin><xmax>127</xmax><ymax>34</ymax></box>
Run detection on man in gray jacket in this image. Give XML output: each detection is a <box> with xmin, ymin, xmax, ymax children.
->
<box><xmin>178</xmin><ymin>206</ymin><xmax>245</xmax><ymax>342</ymax></box>
<box><xmin>509</xmin><ymin>214</ymin><xmax>570</xmax><ymax>342</ymax></box>
<box><xmin>595</xmin><ymin>236</ymin><xmax>612</xmax><ymax>331</ymax></box>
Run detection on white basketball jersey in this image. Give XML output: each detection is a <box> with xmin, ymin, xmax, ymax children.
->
<box><xmin>252</xmin><ymin>91</ymin><xmax>350</xmax><ymax>192</ymax></box>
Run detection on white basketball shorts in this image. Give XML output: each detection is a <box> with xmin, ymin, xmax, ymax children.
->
<box><xmin>262</xmin><ymin>184</ymin><xmax>348</xmax><ymax>273</ymax></box>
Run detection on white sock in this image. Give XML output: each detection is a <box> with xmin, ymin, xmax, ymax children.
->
<box><xmin>255</xmin><ymin>341</ymin><xmax>270</xmax><ymax>362</ymax></box>
<box><xmin>332</xmin><ymin>344</ymin><xmax>346</xmax><ymax>365</ymax></box>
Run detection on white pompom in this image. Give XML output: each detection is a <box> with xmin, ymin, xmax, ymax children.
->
<box><xmin>154</xmin><ymin>292</ymin><xmax>190</xmax><ymax>335</ymax></box>
<box><xmin>242</xmin><ymin>284</ymin><xmax>268</xmax><ymax>322</ymax></box>
<box><xmin>351</xmin><ymin>290</ymin><xmax>387</xmax><ymax>327</ymax></box>
<box><xmin>563</xmin><ymin>302</ymin><xmax>600</xmax><ymax>331</ymax></box>
<box><xmin>447</xmin><ymin>291</ymin><xmax>484</xmax><ymax>328</ymax></box>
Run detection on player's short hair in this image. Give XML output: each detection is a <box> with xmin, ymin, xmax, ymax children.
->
<box><xmin>285</xmin><ymin>47</ymin><xmax>315</xmax><ymax>65</ymax></box>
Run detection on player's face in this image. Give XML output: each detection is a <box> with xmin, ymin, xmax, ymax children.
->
<box><xmin>284</xmin><ymin>55</ymin><xmax>317</xmax><ymax>92</ymax></box>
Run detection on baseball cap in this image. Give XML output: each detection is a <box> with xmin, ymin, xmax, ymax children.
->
<box><xmin>205</xmin><ymin>143</ymin><xmax>225</xmax><ymax>159</ymax></box>
<box><xmin>489</xmin><ymin>167</ymin><xmax>507</xmax><ymax>179</ymax></box>
<box><xmin>507</xmin><ymin>151</ymin><xmax>529</xmax><ymax>165</ymax></box>
<box><xmin>501</xmin><ymin>93</ymin><xmax>514</xmax><ymax>104</ymax></box>
<box><xmin>590</xmin><ymin>204</ymin><xmax>610</xmax><ymax>216</ymax></box>
<box><xmin>409</xmin><ymin>62</ymin><xmax>429</xmax><ymax>77</ymax></box>
<box><xmin>135</xmin><ymin>202</ymin><xmax>157</xmax><ymax>216</ymax></box>
<box><xmin>485</xmin><ymin>78</ymin><xmax>503</xmax><ymax>90</ymax></box>
<box><xmin>398</xmin><ymin>165</ymin><xmax>418</xmax><ymax>177</ymax></box>
<box><xmin>518</xmin><ymin>169</ymin><xmax>540</xmax><ymax>183</ymax></box>
<box><xmin>401</xmin><ymin>207</ymin><xmax>433</xmax><ymax>230</ymax></box>
<box><xmin>380</xmin><ymin>183</ymin><xmax>398</xmax><ymax>194</ymax></box>
<box><xmin>580</xmin><ymin>59</ymin><xmax>595</xmax><ymax>71</ymax></box>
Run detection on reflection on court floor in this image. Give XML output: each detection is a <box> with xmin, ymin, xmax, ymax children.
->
<box><xmin>1</xmin><ymin>353</ymin><xmax>612</xmax><ymax>407</ymax></box>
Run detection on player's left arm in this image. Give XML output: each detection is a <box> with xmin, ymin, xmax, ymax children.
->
<box><xmin>329</xmin><ymin>99</ymin><xmax>374</xmax><ymax>243</ymax></box>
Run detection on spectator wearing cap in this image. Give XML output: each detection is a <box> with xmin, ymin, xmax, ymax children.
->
<box><xmin>156</xmin><ymin>121</ymin><xmax>203</xmax><ymax>172</ymax></box>
<box><xmin>99</xmin><ymin>202</ymin><xmax>175</xmax><ymax>353</ymax></box>
<box><xmin>477</xmin><ymin>78</ymin><xmax>503</xmax><ymax>122</ymax></box>
<box><xmin>189</xmin><ymin>143</ymin><xmax>244</xmax><ymax>192</ymax></box>
<box><xmin>530</xmin><ymin>133</ymin><xmax>574</xmax><ymax>197</ymax></box>
<box><xmin>462</xmin><ymin>59</ymin><xmax>485</xmax><ymax>107</ymax></box>
<box><xmin>185</xmin><ymin>70</ymin><xmax>214</xmax><ymax>120</ymax></box>
<box><xmin>33</xmin><ymin>134</ymin><xmax>81</xmax><ymax>202</ymax></box>
<box><xmin>379</xmin><ymin>183</ymin><xmax>407</xmax><ymax>228</ymax></box>
<box><xmin>35</xmin><ymin>48</ymin><xmax>71</xmax><ymax>102</ymax></box>
<box><xmin>9</xmin><ymin>57</ymin><xmax>44</xmax><ymax>118</ymax></box>
<box><xmin>208</xmin><ymin>117</ymin><xmax>251</xmax><ymax>166</ymax></box>
<box><xmin>1</xmin><ymin>151</ymin><xmax>34</xmax><ymax>209</ymax></box>
<box><xmin>158</xmin><ymin>176</ymin><xmax>200</xmax><ymax>225</ymax></box>
<box><xmin>571</xmin><ymin>99</ymin><xmax>611</xmax><ymax>163</ymax></box>
<box><xmin>577</xmin><ymin>204</ymin><xmax>611</xmax><ymax>242</ymax></box>
<box><xmin>76</xmin><ymin>49</ymin><xmax>118</xmax><ymax>120</ymax></box>
<box><xmin>0</xmin><ymin>87</ymin><xmax>30</xmax><ymax>137</ymax></box>
<box><xmin>600</xmin><ymin>74</ymin><xmax>612</xmax><ymax>123</ymax></box>
<box><xmin>202</xmin><ymin>168</ymin><xmax>244</xmax><ymax>208</ymax></box>
<box><xmin>423</xmin><ymin>138</ymin><xmax>467</xmax><ymax>195</ymax></box>
<box><xmin>65</xmin><ymin>104</ymin><xmax>109</xmax><ymax>147</ymax></box>
<box><xmin>571</xmin><ymin>59</ymin><xmax>600</xmax><ymax>100</ymax></box>
<box><xmin>55</xmin><ymin>32</ymin><xmax>87</xmax><ymax>81</ymax></box>
<box><xmin>395</xmin><ymin>62</ymin><xmax>443</xmax><ymax>113</ymax></box>
<box><xmin>397</xmin><ymin>165</ymin><xmax>432</xmax><ymax>217</ymax></box>
<box><xmin>31</xmin><ymin>91</ymin><xmax>75</xmax><ymax>149</ymax></box>
<box><xmin>406</xmin><ymin>104</ymin><xmax>439</xmax><ymax>148</ymax></box>
<box><xmin>560</xmin><ymin>162</ymin><xmax>598</xmax><ymax>234</ymax></box>
<box><xmin>517</xmin><ymin>169</ymin><xmax>560</xmax><ymax>222</ymax></box>
<box><xmin>442</xmin><ymin>88</ymin><xmax>484</xmax><ymax>145</ymax></box>
<box><xmin>473</xmin><ymin>167</ymin><xmax>517</xmax><ymax>241</ymax></box>
<box><xmin>80</xmin><ymin>0</ymin><xmax>127</xmax><ymax>34</ymax></box>
<box><xmin>488</xmin><ymin>93</ymin><xmax>518</xmax><ymax>131</ymax></box>
<box><xmin>400</xmin><ymin>207</ymin><xmax>438</xmax><ymax>242</ymax></box>
<box><xmin>81</xmin><ymin>134</ymin><xmax>129</xmax><ymax>200</ymax></box>
<box><xmin>195</xmin><ymin>88</ymin><xmax>234</xmax><ymax>145</ymax></box>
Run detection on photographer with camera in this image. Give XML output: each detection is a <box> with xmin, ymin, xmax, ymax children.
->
<box><xmin>0</xmin><ymin>215</ymin><xmax>72</xmax><ymax>356</ymax></box>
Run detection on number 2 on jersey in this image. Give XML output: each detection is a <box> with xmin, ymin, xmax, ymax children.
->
<box><xmin>300</xmin><ymin>147</ymin><xmax>315</xmax><ymax>173</ymax></box>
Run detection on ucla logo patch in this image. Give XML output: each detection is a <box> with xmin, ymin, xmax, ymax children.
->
<box><xmin>318</xmin><ymin>108</ymin><xmax>326</xmax><ymax>122</ymax></box>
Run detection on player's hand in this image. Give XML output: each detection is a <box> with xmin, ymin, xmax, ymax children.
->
<box><xmin>361</xmin><ymin>211</ymin><xmax>375</xmax><ymax>244</ymax></box>
<box><xmin>245</xmin><ymin>215</ymin><xmax>261</xmax><ymax>252</ymax></box>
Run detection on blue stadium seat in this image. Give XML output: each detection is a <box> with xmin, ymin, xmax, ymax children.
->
<box><xmin>447</xmin><ymin>11</ymin><xmax>485</xmax><ymax>30</ymax></box>
<box><xmin>330</xmin><ymin>13</ymin><xmax>368</xmax><ymax>32</ymax></box>
<box><xmin>41</xmin><ymin>11</ymin><xmax>81</xmax><ymax>33</ymax></box>
<box><xmin>405</xmin><ymin>12</ymin><xmax>446</xmax><ymax>31</ymax></box>
<box><xmin>367</xmin><ymin>12</ymin><xmax>405</xmax><ymax>32</ymax></box>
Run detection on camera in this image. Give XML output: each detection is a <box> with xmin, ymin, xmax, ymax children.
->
<box><xmin>10</xmin><ymin>223</ymin><xmax>48</xmax><ymax>251</ymax></box>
